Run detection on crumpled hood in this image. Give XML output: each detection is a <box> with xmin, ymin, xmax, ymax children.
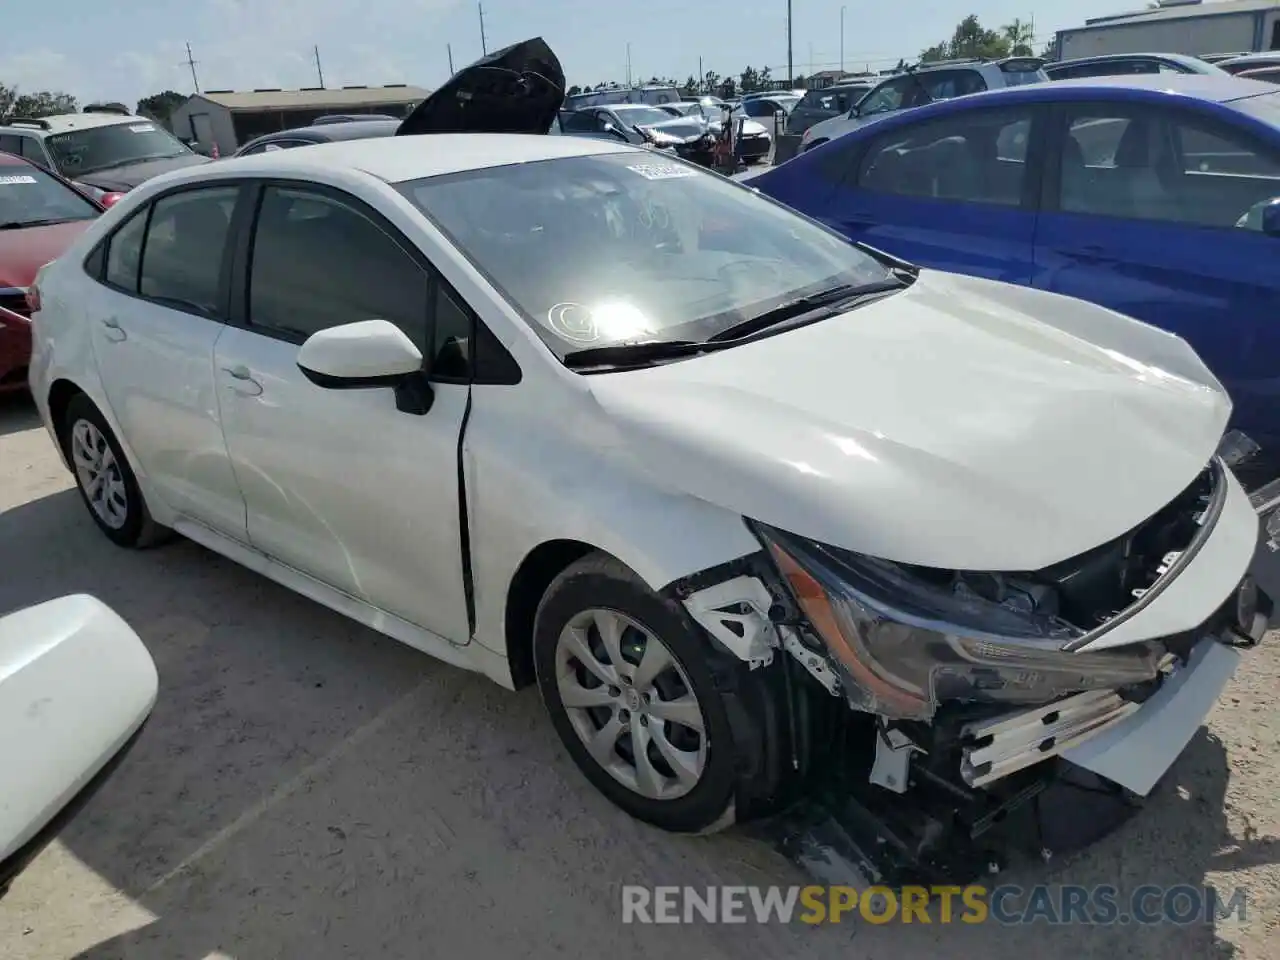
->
<box><xmin>75</xmin><ymin>153</ymin><xmax>210</xmax><ymax>191</ymax></box>
<box><xmin>586</xmin><ymin>270</ymin><xmax>1231</xmax><ymax>571</ymax></box>
<box><xmin>397</xmin><ymin>37</ymin><xmax>564</xmax><ymax>136</ymax></box>
<box><xmin>637</xmin><ymin>118</ymin><xmax>708</xmax><ymax>141</ymax></box>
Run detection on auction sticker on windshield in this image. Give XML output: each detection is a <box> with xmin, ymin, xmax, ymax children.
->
<box><xmin>0</xmin><ymin>175</ymin><xmax>36</xmax><ymax>185</ymax></box>
<box><xmin>627</xmin><ymin>162</ymin><xmax>696</xmax><ymax>180</ymax></box>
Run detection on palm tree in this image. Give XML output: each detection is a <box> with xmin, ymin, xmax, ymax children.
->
<box><xmin>1002</xmin><ymin>18</ymin><xmax>1035</xmax><ymax>57</ymax></box>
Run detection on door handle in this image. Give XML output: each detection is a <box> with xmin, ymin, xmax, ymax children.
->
<box><xmin>221</xmin><ymin>364</ymin><xmax>263</xmax><ymax>397</ymax></box>
<box><xmin>100</xmin><ymin>316</ymin><xmax>126</xmax><ymax>342</ymax></box>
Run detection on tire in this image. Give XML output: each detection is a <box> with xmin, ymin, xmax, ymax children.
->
<box><xmin>62</xmin><ymin>393</ymin><xmax>169</xmax><ymax>549</ymax></box>
<box><xmin>534</xmin><ymin>553</ymin><xmax>738</xmax><ymax>834</ymax></box>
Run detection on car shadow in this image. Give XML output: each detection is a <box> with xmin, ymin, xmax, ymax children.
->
<box><xmin>0</xmin><ymin>488</ymin><xmax>1273</xmax><ymax>959</ymax></box>
<box><xmin>0</xmin><ymin>391</ymin><xmax>41</xmax><ymax>438</ymax></box>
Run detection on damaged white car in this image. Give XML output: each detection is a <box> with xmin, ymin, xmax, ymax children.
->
<box><xmin>27</xmin><ymin>39</ymin><xmax>1279</xmax><ymax>884</ymax></box>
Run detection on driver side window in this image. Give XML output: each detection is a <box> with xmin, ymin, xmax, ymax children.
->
<box><xmin>858</xmin><ymin>78</ymin><xmax>910</xmax><ymax>115</ymax></box>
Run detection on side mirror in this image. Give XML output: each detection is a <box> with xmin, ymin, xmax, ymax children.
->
<box><xmin>0</xmin><ymin>595</ymin><xmax>156</xmax><ymax>900</ymax></box>
<box><xmin>1263</xmin><ymin>200</ymin><xmax>1280</xmax><ymax>238</ymax></box>
<box><xmin>297</xmin><ymin>319</ymin><xmax>433</xmax><ymax>414</ymax></box>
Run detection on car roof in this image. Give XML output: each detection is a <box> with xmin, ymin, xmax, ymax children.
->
<box><xmin>1050</xmin><ymin>51</ymin><xmax>1208</xmax><ymax>66</ymax></box>
<box><xmin>1025</xmin><ymin>72</ymin><xmax>1274</xmax><ymax>101</ymax></box>
<box><xmin>0</xmin><ymin>112</ymin><xmax>150</xmax><ymax>135</ymax></box>
<box><xmin>0</xmin><ymin>151</ymin><xmax>33</xmax><ymax>167</ymax></box>
<box><xmin>174</xmin><ymin>133</ymin><xmax>636</xmax><ymax>185</ymax></box>
<box><xmin>1220</xmin><ymin>51</ymin><xmax>1280</xmax><ymax>65</ymax></box>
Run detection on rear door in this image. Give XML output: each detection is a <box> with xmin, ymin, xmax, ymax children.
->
<box><xmin>1032</xmin><ymin>100</ymin><xmax>1280</xmax><ymax>451</ymax></box>
<box><xmin>86</xmin><ymin>185</ymin><xmax>248</xmax><ymax>536</ymax></box>
<box><xmin>825</xmin><ymin>103</ymin><xmax>1045</xmax><ymax>283</ymax></box>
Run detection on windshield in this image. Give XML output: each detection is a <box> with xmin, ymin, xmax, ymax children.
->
<box><xmin>1234</xmin><ymin>90</ymin><xmax>1280</xmax><ymax>126</ymax></box>
<box><xmin>45</xmin><ymin>120</ymin><xmax>193</xmax><ymax>176</ymax></box>
<box><xmin>0</xmin><ymin>163</ymin><xmax>100</xmax><ymax>226</ymax></box>
<box><xmin>612</xmin><ymin>106</ymin><xmax>681</xmax><ymax>126</ymax></box>
<box><xmin>397</xmin><ymin>153</ymin><xmax>891</xmax><ymax>357</ymax></box>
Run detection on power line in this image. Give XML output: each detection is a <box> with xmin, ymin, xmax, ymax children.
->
<box><xmin>181</xmin><ymin>42</ymin><xmax>201</xmax><ymax>94</ymax></box>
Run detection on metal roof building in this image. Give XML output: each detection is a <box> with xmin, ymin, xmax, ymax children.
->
<box><xmin>1054</xmin><ymin>0</ymin><xmax>1280</xmax><ymax>60</ymax></box>
<box><xmin>169</xmin><ymin>84</ymin><xmax>430</xmax><ymax>155</ymax></box>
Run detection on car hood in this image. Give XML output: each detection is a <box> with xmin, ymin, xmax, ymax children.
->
<box><xmin>74</xmin><ymin>153</ymin><xmax>210</xmax><ymax>192</ymax></box>
<box><xmin>0</xmin><ymin>220</ymin><xmax>95</xmax><ymax>288</ymax></box>
<box><xmin>397</xmin><ymin>37</ymin><xmax>564</xmax><ymax>136</ymax></box>
<box><xmin>585</xmin><ymin>270</ymin><xmax>1231</xmax><ymax>571</ymax></box>
<box><xmin>637</xmin><ymin>118</ymin><xmax>708</xmax><ymax>140</ymax></box>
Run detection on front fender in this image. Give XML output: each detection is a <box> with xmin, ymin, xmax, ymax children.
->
<box><xmin>466</xmin><ymin>392</ymin><xmax>761</xmax><ymax>658</ymax></box>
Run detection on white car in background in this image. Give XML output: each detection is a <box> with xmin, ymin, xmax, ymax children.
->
<box><xmin>24</xmin><ymin>38</ymin><xmax>1275</xmax><ymax>884</ymax></box>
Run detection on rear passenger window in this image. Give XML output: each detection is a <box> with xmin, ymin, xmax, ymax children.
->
<box><xmin>139</xmin><ymin>187</ymin><xmax>238</xmax><ymax>317</ymax></box>
<box><xmin>247</xmin><ymin>186</ymin><xmax>430</xmax><ymax>346</ymax></box>
<box><xmin>858</xmin><ymin>108</ymin><xmax>1032</xmax><ymax>206</ymax></box>
<box><xmin>104</xmin><ymin>209</ymin><xmax>148</xmax><ymax>292</ymax></box>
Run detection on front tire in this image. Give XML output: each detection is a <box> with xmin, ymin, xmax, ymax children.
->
<box><xmin>62</xmin><ymin>394</ymin><xmax>168</xmax><ymax>548</ymax></box>
<box><xmin>534</xmin><ymin>553</ymin><xmax>738</xmax><ymax>833</ymax></box>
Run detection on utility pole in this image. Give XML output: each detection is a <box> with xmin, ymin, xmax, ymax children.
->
<box><xmin>478</xmin><ymin>2</ymin><xmax>488</xmax><ymax>55</ymax></box>
<box><xmin>626</xmin><ymin>43</ymin><xmax>632</xmax><ymax>87</ymax></box>
<box><xmin>840</xmin><ymin>6</ymin><xmax>846</xmax><ymax>73</ymax></box>
<box><xmin>182</xmin><ymin>42</ymin><xmax>201</xmax><ymax>94</ymax></box>
<box><xmin>786</xmin><ymin>0</ymin><xmax>794</xmax><ymax>85</ymax></box>
<box><xmin>447</xmin><ymin>43</ymin><xmax>455</xmax><ymax>74</ymax></box>
<box><xmin>698</xmin><ymin>55</ymin><xmax>703</xmax><ymax>94</ymax></box>
<box><xmin>313</xmin><ymin>45</ymin><xmax>325</xmax><ymax>88</ymax></box>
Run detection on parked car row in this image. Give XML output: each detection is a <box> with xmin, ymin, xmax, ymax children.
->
<box><xmin>10</xmin><ymin>38</ymin><xmax>1278</xmax><ymax>893</ymax></box>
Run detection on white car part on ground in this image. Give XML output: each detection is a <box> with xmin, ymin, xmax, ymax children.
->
<box><xmin>0</xmin><ymin>594</ymin><xmax>157</xmax><ymax>867</ymax></box>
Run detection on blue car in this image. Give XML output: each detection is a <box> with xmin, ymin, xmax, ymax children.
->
<box><xmin>753</xmin><ymin>74</ymin><xmax>1280</xmax><ymax>474</ymax></box>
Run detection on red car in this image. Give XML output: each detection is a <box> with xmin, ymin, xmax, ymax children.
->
<box><xmin>0</xmin><ymin>152</ymin><xmax>119</xmax><ymax>393</ymax></box>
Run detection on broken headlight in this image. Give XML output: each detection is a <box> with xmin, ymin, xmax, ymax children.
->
<box><xmin>754</xmin><ymin>523</ymin><xmax>1166</xmax><ymax>721</ymax></box>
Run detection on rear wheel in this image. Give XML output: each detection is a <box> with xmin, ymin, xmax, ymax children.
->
<box><xmin>534</xmin><ymin>553</ymin><xmax>738</xmax><ymax>833</ymax></box>
<box><xmin>63</xmin><ymin>394</ymin><xmax>168</xmax><ymax>548</ymax></box>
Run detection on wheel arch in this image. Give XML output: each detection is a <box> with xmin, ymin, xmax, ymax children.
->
<box><xmin>46</xmin><ymin>378</ymin><xmax>87</xmax><ymax>465</ymax></box>
<box><xmin>502</xmin><ymin>538</ymin><xmax>603</xmax><ymax>689</ymax></box>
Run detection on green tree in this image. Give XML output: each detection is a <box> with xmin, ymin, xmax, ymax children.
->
<box><xmin>759</xmin><ymin>65</ymin><xmax>772</xmax><ymax>90</ymax></box>
<box><xmin>680</xmin><ymin>74</ymin><xmax>698</xmax><ymax>96</ymax></box>
<box><xmin>136</xmin><ymin>90</ymin><xmax>186</xmax><ymax>125</ymax></box>
<box><xmin>0</xmin><ymin>85</ymin><xmax>77</xmax><ymax>118</ymax></box>
<box><xmin>703</xmin><ymin>69</ymin><xmax>720</xmax><ymax>95</ymax></box>
<box><xmin>566</xmin><ymin>84</ymin><xmax>582</xmax><ymax>96</ymax></box>
<box><xmin>920</xmin><ymin>14</ymin><xmax>1011</xmax><ymax>62</ymax></box>
<box><xmin>740</xmin><ymin>66</ymin><xmax>760</xmax><ymax>93</ymax></box>
<box><xmin>1003</xmin><ymin>19</ymin><xmax>1035</xmax><ymax>57</ymax></box>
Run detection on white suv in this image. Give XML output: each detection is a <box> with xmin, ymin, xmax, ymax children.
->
<box><xmin>0</xmin><ymin>108</ymin><xmax>207</xmax><ymax>201</ymax></box>
<box><xmin>799</xmin><ymin>57</ymin><xmax>1048</xmax><ymax>153</ymax></box>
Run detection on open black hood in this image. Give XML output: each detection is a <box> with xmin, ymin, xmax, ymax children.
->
<box><xmin>396</xmin><ymin>37</ymin><xmax>564</xmax><ymax>137</ymax></box>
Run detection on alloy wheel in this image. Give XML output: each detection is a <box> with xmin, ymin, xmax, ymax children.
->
<box><xmin>554</xmin><ymin>608</ymin><xmax>708</xmax><ymax>801</ymax></box>
<box><xmin>70</xmin><ymin>419</ymin><xmax>129</xmax><ymax>530</ymax></box>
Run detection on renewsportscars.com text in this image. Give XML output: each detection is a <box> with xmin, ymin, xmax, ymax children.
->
<box><xmin>620</xmin><ymin>884</ymin><xmax>1249</xmax><ymax>926</ymax></box>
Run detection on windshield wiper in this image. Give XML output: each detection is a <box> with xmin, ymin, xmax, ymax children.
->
<box><xmin>562</xmin><ymin>339</ymin><xmax>707</xmax><ymax>369</ymax></box>
<box><xmin>0</xmin><ymin>217</ymin><xmax>80</xmax><ymax>230</ymax></box>
<box><xmin>705</xmin><ymin>278</ymin><xmax>906</xmax><ymax>343</ymax></box>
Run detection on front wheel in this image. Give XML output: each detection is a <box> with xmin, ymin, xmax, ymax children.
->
<box><xmin>534</xmin><ymin>553</ymin><xmax>738</xmax><ymax>833</ymax></box>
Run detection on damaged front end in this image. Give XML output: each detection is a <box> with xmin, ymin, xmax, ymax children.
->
<box><xmin>674</xmin><ymin>450</ymin><xmax>1278</xmax><ymax>886</ymax></box>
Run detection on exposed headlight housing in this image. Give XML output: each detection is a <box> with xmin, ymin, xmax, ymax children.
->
<box><xmin>753</xmin><ymin>523</ymin><xmax>1167</xmax><ymax>721</ymax></box>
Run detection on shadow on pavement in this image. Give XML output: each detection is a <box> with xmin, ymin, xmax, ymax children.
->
<box><xmin>0</xmin><ymin>486</ymin><xmax>1272</xmax><ymax>959</ymax></box>
<box><xmin>0</xmin><ymin>391</ymin><xmax>41</xmax><ymax>439</ymax></box>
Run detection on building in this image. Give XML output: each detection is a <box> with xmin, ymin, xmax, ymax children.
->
<box><xmin>169</xmin><ymin>85</ymin><xmax>431</xmax><ymax>155</ymax></box>
<box><xmin>1054</xmin><ymin>0</ymin><xmax>1280</xmax><ymax>60</ymax></box>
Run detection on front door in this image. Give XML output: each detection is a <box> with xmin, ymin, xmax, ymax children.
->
<box><xmin>828</xmin><ymin>103</ymin><xmax>1042</xmax><ymax>284</ymax></box>
<box><xmin>213</xmin><ymin>183</ymin><xmax>472</xmax><ymax>643</ymax></box>
<box><xmin>1032</xmin><ymin>102</ymin><xmax>1280</xmax><ymax>453</ymax></box>
<box><xmin>88</xmin><ymin>184</ymin><xmax>248</xmax><ymax>537</ymax></box>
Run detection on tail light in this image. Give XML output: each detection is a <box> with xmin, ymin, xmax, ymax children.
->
<box><xmin>100</xmin><ymin>192</ymin><xmax>124</xmax><ymax>209</ymax></box>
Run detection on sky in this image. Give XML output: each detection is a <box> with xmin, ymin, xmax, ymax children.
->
<box><xmin>3</xmin><ymin>0</ymin><xmax>1147</xmax><ymax>107</ymax></box>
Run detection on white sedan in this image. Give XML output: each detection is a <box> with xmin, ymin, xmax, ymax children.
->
<box><xmin>25</xmin><ymin>127</ymin><xmax>1273</xmax><ymax>876</ymax></box>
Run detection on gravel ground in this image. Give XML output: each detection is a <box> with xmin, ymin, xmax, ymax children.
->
<box><xmin>0</xmin><ymin>390</ymin><xmax>1276</xmax><ymax>960</ymax></box>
